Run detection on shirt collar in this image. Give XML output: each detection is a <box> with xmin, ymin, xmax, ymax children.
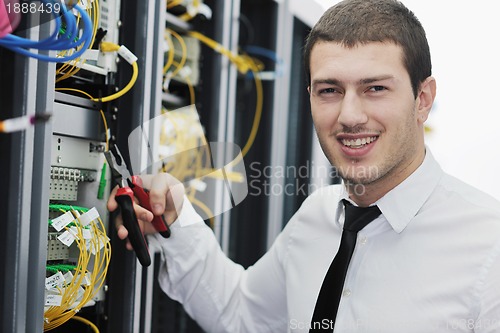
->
<box><xmin>337</xmin><ymin>148</ymin><xmax>444</xmax><ymax>233</ymax></box>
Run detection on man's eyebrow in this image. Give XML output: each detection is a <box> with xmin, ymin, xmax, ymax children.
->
<box><xmin>358</xmin><ymin>75</ymin><xmax>395</xmax><ymax>85</ymax></box>
<box><xmin>311</xmin><ymin>75</ymin><xmax>395</xmax><ymax>88</ymax></box>
<box><xmin>310</xmin><ymin>79</ymin><xmax>340</xmax><ymax>88</ymax></box>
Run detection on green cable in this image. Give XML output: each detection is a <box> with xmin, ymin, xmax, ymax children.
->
<box><xmin>97</xmin><ymin>162</ymin><xmax>107</xmax><ymax>200</ymax></box>
<box><xmin>46</xmin><ymin>264</ymin><xmax>77</xmax><ymax>274</ymax></box>
<box><xmin>48</xmin><ymin>204</ymin><xmax>90</xmax><ymax>227</ymax></box>
<box><xmin>49</xmin><ymin>204</ymin><xmax>89</xmax><ymax>213</ymax></box>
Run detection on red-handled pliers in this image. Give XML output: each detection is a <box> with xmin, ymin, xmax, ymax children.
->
<box><xmin>105</xmin><ymin>145</ymin><xmax>171</xmax><ymax>267</ymax></box>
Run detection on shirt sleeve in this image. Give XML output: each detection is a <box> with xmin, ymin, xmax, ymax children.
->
<box><xmin>474</xmin><ymin>239</ymin><xmax>500</xmax><ymax>333</ymax></box>
<box><xmin>152</xmin><ymin>197</ymin><xmax>289</xmax><ymax>333</ymax></box>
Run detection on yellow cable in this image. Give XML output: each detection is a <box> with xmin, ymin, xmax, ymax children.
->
<box><xmin>98</xmin><ymin>43</ymin><xmax>138</xmax><ymax>102</ymax></box>
<box><xmin>186</xmin><ymin>31</ymin><xmax>264</xmax><ymax>157</ymax></box>
<box><xmin>171</xmin><ymin>60</ymin><xmax>195</xmax><ymax>105</ymax></box>
<box><xmin>163</xmin><ymin>30</ymin><xmax>175</xmax><ymax>75</ymax></box>
<box><xmin>240</xmin><ymin>56</ymin><xmax>263</xmax><ymax>157</ymax></box>
<box><xmin>100</xmin><ymin>110</ymin><xmax>110</xmax><ymax>150</ymax></box>
<box><xmin>56</xmin><ymin>0</ymin><xmax>100</xmax><ymax>82</ymax></box>
<box><xmin>187</xmin><ymin>31</ymin><xmax>252</xmax><ymax>74</ymax></box>
<box><xmin>98</xmin><ymin>61</ymin><xmax>138</xmax><ymax>103</ymax></box>
<box><xmin>167</xmin><ymin>0</ymin><xmax>184</xmax><ymax>9</ymax></box>
<box><xmin>44</xmin><ymin>210</ymin><xmax>111</xmax><ymax>331</ymax></box>
<box><xmin>160</xmin><ymin>31</ymin><xmax>265</xmax><ymax>222</ymax></box>
<box><xmin>179</xmin><ymin>0</ymin><xmax>199</xmax><ymax>21</ymax></box>
<box><xmin>65</xmin><ymin>41</ymin><xmax>138</xmax><ymax>103</ymax></box>
<box><xmin>71</xmin><ymin>316</ymin><xmax>100</xmax><ymax>333</ymax></box>
<box><xmin>166</xmin><ymin>29</ymin><xmax>187</xmax><ymax>78</ymax></box>
<box><xmin>44</xmin><ymin>217</ymin><xmax>89</xmax><ymax>329</ymax></box>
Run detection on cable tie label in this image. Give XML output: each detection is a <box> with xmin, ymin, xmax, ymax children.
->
<box><xmin>69</xmin><ymin>226</ymin><xmax>80</xmax><ymax>240</ymax></box>
<box><xmin>57</xmin><ymin>230</ymin><xmax>76</xmax><ymax>247</ymax></box>
<box><xmin>82</xmin><ymin>272</ymin><xmax>92</xmax><ymax>286</ymax></box>
<box><xmin>45</xmin><ymin>294</ymin><xmax>63</xmax><ymax>307</ymax></box>
<box><xmin>198</xmin><ymin>3</ymin><xmax>213</xmax><ymax>19</ymax></box>
<box><xmin>52</xmin><ymin>211</ymin><xmax>75</xmax><ymax>231</ymax></box>
<box><xmin>178</xmin><ymin>66</ymin><xmax>192</xmax><ymax>79</ymax></box>
<box><xmin>118</xmin><ymin>45</ymin><xmax>138</xmax><ymax>64</ymax></box>
<box><xmin>189</xmin><ymin>179</ymin><xmax>207</xmax><ymax>192</ymax></box>
<box><xmin>79</xmin><ymin>207</ymin><xmax>100</xmax><ymax>226</ymax></box>
<box><xmin>187</xmin><ymin>4</ymin><xmax>198</xmax><ymax>16</ymax></box>
<box><xmin>45</xmin><ymin>271</ymin><xmax>65</xmax><ymax>290</ymax></box>
<box><xmin>64</xmin><ymin>271</ymin><xmax>74</xmax><ymax>285</ymax></box>
<box><xmin>82</xmin><ymin>228</ymin><xmax>92</xmax><ymax>240</ymax></box>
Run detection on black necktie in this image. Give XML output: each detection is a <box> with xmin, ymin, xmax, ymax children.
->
<box><xmin>310</xmin><ymin>199</ymin><xmax>381</xmax><ymax>332</ymax></box>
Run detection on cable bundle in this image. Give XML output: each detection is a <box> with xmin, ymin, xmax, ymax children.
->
<box><xmin>0</xmin><ymin>0</ymin><xmax>93</xmax><ymax>62</ymax></box>
<box><xmin>161</xmin><ymin>28</ymin><xmax>263</xmax><ymax>224</ymax></box>
<box><xmin>44</xmin><ymin>205</ymin><xmax>111</xmax><ymax>331</ymax></box>
<box><xmin>56</xmin><ymin>0</ymin><xmax>100</xmax><ymax>82</ymax></box>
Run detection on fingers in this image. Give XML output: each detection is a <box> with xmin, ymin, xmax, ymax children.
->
<box><xmin>148</xmin><ymin>175</ymin><xmax>167</xmax><ymax>215</ymax></box>
<box><xmin>107</xmin><ymin>173</ymin><xmax>185</xmax><ymax>253</ymax></box>
<box><xmin>108</xmin><ymin>184</ymin><xmax>155</xmax><ymax>241</ymax></box>
<box><xmin>107</xmin><ymin>185</ymin><xmax>119</xmax><ymax>212</ymax></box>
<box><xmin>165</xmin><ymin>178</ymin><xmax>185</xmax><ymax>224</ymax></box>
<box><xmin>145</xmin><ymin>173</ymin><xmax>185</xmax><ymax>224</ymax></box>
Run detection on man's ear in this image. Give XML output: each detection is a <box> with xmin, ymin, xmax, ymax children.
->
<box><xmin>307</xmin><ymin>86</ymin><xmax>311</xmax><ymax>95</ymax></box>
<box><xmin>416</xmin><ymin>76</ymin><xmax>436</xmax><ymax>124</ymax></box>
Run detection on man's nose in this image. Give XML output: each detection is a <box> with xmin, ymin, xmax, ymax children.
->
<box><xmin>337</xmin><ymin>92</ymin><xmax>368</xmax><ymax>128</ymax></box>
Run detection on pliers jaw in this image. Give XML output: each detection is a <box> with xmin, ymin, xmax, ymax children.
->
<box><xmin>104</xmin><ymin>144</ymin><xmax>152</xmax><ymax>267</ymax></box>
<box><xmin>104</xmin><ymin>145</ymin><xmax>132</xmax><ymax>188</ymax></box>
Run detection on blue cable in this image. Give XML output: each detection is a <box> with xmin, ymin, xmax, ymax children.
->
<box><xmin>1</xmin><ymin>12</ymin><xmax>62</xmax><ymax>49</ymax></box>
<box><xmin>0</xmin><ymin>0</ymin><xmax>62</xmax><ymax>48</ymax></box>
<box><xmin>243</xmin><ymin>45</ymin><xmax>285</xmax><ymax>79</ymax></box>
<box><xmin>244</xmin><ymin>45</ymin><xmax>281</xmax><ymax>65</ymax></box>
<box><xmin>0</xmin><ymin>0</ymin><xmax>93</xmax><ymax>63</ymax></box>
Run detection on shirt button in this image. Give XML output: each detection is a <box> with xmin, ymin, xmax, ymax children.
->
<box><xmin>359</xmin><ymin>236</ymin><xmax>367</xmax><ymax>245</ymax></box>
<box><xmin>342</xmin><ymin>289</ymin><xmax>351</xmax><ymax>297</ymax></box>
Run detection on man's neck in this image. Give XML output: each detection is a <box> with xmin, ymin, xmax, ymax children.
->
<box><xmin>345</xmin><ymin>148</ymin><xmax>427</xmax><ymax>207</ymax></box>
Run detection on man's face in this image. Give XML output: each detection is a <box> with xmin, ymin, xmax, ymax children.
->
<box><xmin>309</xmin><ymin>41</ymin><xmax>433</xmax><ymax>199</ymax></box>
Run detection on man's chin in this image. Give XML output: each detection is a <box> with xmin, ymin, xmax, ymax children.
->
<box><xmin>339</xmin><ymin>169</ymin><xmax>381</xmax><ymax>186</ymax></box>
<box><xmin>342</xmin><ymin>176</ymin><xmax>376</xmax><ymax>186</ymax></box>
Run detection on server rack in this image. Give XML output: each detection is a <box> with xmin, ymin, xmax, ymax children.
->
<box><xmin>0</xmin><ymin>1</ymin><xmax>331</xmax><ymax>332</ymax></box>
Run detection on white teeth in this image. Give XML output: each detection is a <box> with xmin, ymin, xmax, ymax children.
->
<box><xmin>341</xmin><ymin>136</ymin><xmax>378</xmax><ymax>148</ymax></box>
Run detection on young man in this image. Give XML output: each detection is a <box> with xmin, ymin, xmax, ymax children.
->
<box><xmin>108</xmin><ymin>0</ymin><xmax>500</xmax><ymax>332</ymax></box>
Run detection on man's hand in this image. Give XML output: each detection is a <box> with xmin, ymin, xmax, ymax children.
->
<box><xmin>107</xmin><ymin>173</ymin><xmax>184</xmax><ymax>250</ymax></box>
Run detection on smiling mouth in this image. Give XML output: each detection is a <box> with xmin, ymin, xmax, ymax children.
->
<box><xmin>340</xmin><ymin>136</ymin><xmax>378</xmax><ymax>149</ymax></box>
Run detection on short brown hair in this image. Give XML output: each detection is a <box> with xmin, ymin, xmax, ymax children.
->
<box><xmin>304</xmin><ymin>0</ymin><xmax>431</xmax><ymax>97</ymax></box>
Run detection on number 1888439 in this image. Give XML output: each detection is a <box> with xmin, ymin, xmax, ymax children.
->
<box><xmin>5</xmin><ymin>1</ymin><xmax>62</xmax><ymax>15</ymax></box>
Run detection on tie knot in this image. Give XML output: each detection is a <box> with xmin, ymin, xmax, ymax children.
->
<box><xmin>342</xmin><ymin>199</ymin><xmax>381</xmax><ymax>232</ymax></box>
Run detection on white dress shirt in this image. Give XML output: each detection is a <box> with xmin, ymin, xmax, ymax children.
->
<box><xmin>154</xmin><ymin>149</ymin><xmax>500</xmax><ymax>332</ymax></box>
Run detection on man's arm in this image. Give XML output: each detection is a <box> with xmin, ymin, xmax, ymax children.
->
<box><xmin>153</xmin><ymin>199</ymin><xmax>289</xmax><ymax>332</ymax></box>
<box><xmin>108</xmin><ymin>173</ymin><xmax>289</xmax><ymax>332</ymax></box>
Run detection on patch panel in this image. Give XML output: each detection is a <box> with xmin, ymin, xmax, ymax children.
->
<box><xmin>47</xmin><ymin>232</ymin><xmax>70</xmax><ymax>261</ymax></box>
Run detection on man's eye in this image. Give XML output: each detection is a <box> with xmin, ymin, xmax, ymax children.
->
<box><xmin>369</xmin><ymin>86</ymin><xmax>386</xmax><ymax>92</ymax></box>
<box><xmin>319</xmin><ymin>88</ymin><xmax>337</xmax><ymax>94</ymax></box>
